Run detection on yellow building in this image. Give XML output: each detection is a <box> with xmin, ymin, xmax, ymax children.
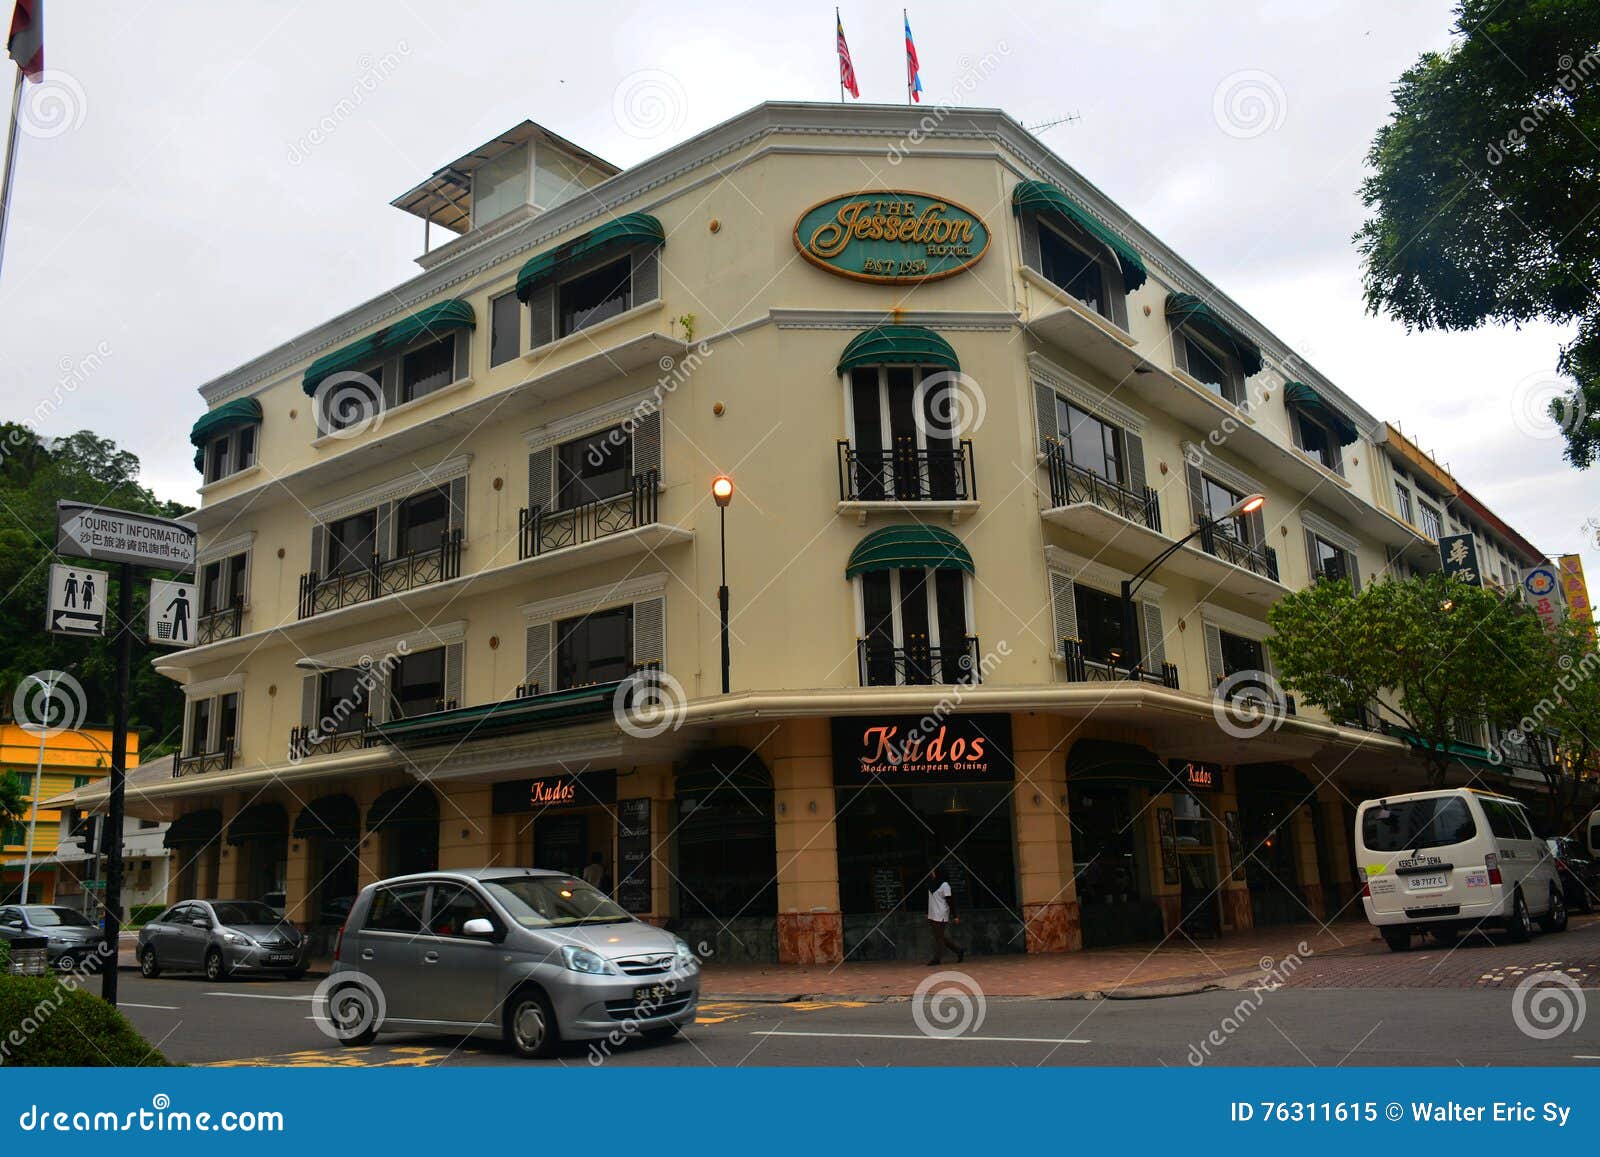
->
<box><xmin>114</xmin><ymin>104</ymin><xmax>1552</xmax><ymax>963</ymax></box>
<box><xmin>1</xmin><ymin>725</ymin><xmax>136</xmax><ymax>903</ymax></box>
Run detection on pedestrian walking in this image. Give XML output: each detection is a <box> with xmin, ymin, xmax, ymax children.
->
<box><xmin>925</xmin><ymin>863</ymin><xmax>965</xmax><ymax>966</ymax></box>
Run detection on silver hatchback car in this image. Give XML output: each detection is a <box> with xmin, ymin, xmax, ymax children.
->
<box><xmin>326</xmin><ymin>868</ymin><xmax>699</xmax><ymax>1058</ymax></box>
<box><xmin>137</xmin><ymin>899</ymin><xmax>309</xmax><ymax>981</ymax></box>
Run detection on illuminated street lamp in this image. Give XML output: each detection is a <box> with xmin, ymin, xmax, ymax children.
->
<box><xmin>712</xmin><ymin>476</ymin><xmax>734</xmax><ymax>694</ymax></box>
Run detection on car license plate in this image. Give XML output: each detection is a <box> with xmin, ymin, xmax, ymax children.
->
<box><xmin>268</xmin><ymin>953</ymin><xmax>293</xmax><ymax>964</ymax></box>
<box><xmin>1406</xmin><ymin>872</ymin><xmax>1448</xmax><ymax>890</ymax></box>
<box><xmin>633</xmin><ymin>984</ymin><xmax>671</xmax><ymax>1003</ymax></box>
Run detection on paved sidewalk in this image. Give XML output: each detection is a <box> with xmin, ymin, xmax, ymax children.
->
<box><xmin>697</xmin><ymin>920</ymin><xmax>1378</xmax><ymax>1000</ymax></box>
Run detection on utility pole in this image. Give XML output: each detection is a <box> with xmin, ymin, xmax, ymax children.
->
<box><xmin>101</xmin><ymin>563</ymin><xmax>132</xmax><ymax>1006</ymax></box>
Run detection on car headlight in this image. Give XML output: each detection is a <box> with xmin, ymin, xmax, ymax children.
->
<box><xmin>49</xmin><ymin>936</ymin><xmax>70</xmax><ymax>945</ymax></box>
<box><xmin>221</xmin><ymin>931</ymin><xmax>257</xmax><ymax>947</ymax></box>
<box><xmin>673</xmin><ymin>940</ymin><xmax>698</xmax><ymax>966</ymax></box>
<box><xmin>559</xmin><ymin>945</ymin><xmax>616</xmax><ymax>975</ymax></box>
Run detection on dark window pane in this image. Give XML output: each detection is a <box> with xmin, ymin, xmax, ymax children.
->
<box><xmin>1058</xmin><ymin>400</ymin><xmax>1122</xmax><ymax>483</ymax></box>
<box><xmin>401</xmin><ymin>336</ymin><xmax>455</xmax><ymax>403</ymax></box>
<box><xmin>556</xmin><ymin>606</ymin><xmax>633</xmax><ymax>689</ymax></box>
<box><xmin>189</xmin><ymin>699</ymin><xmax>212</xmax><ymax>756</ymax></box>
<box><xmin>1202</xmin><ymin>476</ymin><xmax>1247</xmax><ymax>543</ymax></box>
<box><xmin>226</xmin><ymin>553</ymin><xmax>248</xmax><ymax>604</ymax></box>
<box><xmin>322</xmin><ymin>366</ymin><xmax>383</xmax><ymax>432</ymax></box>
<box><xmin>1038</xmin><ymin>223</ymin><xmax>1105</xmax><ymax>316</ymax></box>
<box><xmin>425</xmin><ymin>884</ymin><xmax>493</xmax><ymax>938</ymax></box>
<box><xmin>675</xmin><ymin>790</ymin><xmax>777</xmax><ymax>918</ymax></box>
<box><xmin>1074</xmin><ymin>584</ymin><xmax>1136</xmax><ymax>666</ymax></box>
<box><xmin>393</xmin><ymin>647</ymin><xmax>446</xmax><ymax>718</ymax></box>
<box><xmin>397</xmin><ymin>487</ymin><xmax>450</xmax><ymax>556</ymax></box>
<box><xmin>490</xmin><ymin>291</ymin><xmax>521</xmax><ymax>366</ymax></box>
<box><xmin>328</xmin><ymin>511</ymin><xmax>377</xmax><ymax>574</ymax></box>
<box><xmin>320</xmin><ymin>669</ymin><xmax>369</xmax><ymax>733</ymax></box>
<box><xmin>201</xmin><ymin>561</ymin><xmax>224</xmax><ymax>613</ymax></box>
<box><xmin>1184</xmin><ymin>336</ymin><xmax>1230</xmax><ymax>395</ymax></box>
<box><xmin>206</xmin><ymin>437</ymin><xmax>229</xmax><ymax>482</ymax></box>
<box><xmin>934</xmin><ymin>568</ymin><xmax>969</xmax><ymax>682</ymax></box>
<box><xmin>365</xmin><ymin>884</ymin><xmax>429</xmax><ymax>933</ymax></box>
<box><xmin>1218</xmin><ymin>631</ymin><xmax>1264</xmax><ymax>677</ymax></box>
<box><xmin>236</xmin><ymin>425</ymin><xmax>256</xmax><ymax>469</ymax></box>
<box><xmin>556</xmin><ymin>426</ymin><xmax>630</xmax><ymax>507</ymax></box>
<box><xmin>558</xmin><ymin>257</ymin><xmax>631</xmax><ymax>337</ymax></box>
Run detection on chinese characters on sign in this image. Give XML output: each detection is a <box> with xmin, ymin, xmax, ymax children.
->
<box><xmin>56</xmin><ymin>501</ymin><xmax>197</xmax><ymax>570</ymax></box>
<box><xmin>1559</xmin><ymin>554</ymin><xmax>1593</xmax><ymax>636</ymax></box>
<box><xmin>1520</xmin><ymin>564</ymin><xmax>1565</xmax><ymax>632</ymax></box>
<box><xmin>1437</xmin><ymin>533</ymin><xmax>1481</xmax><ymax>586</ymax></box>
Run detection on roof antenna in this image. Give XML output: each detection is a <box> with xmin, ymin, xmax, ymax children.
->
<box><xmin>1026</xmin><ymin>112</ymin><xmax>1082</xmax><ymax>134</ymax></box>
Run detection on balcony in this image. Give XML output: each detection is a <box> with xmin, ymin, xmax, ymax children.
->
<box><xmin>196</xmin><ymin>599</ymin><xmax>243</xmax><ymax>645</ymax></box>
<box><xmin>1044</xmin><ymin>444</ymin><xmax>1160</xmax><ymax>532</ymax></box>
<box><xmin>297</xmin><ymin>530</ymin><xmax>463</xmax><ymax>619</ymax></box>
<box><xmin>289</xmin><ymin>718</ymin><xmax>377</xmax><ymax>761</ymax></box>
<box><xmin>173</xmin><ymin>740</ymin><xmax>234</xmax><ymax>778</ymax></box>
<box><xmin>1061</xmin><ymin>638</ymin><xmax>1179</xmax><ymax>689</ymax></box>
<box><xmin>858</xmin><ymin>635</ymin><xmax>982</xmax><ymax>687</ymax></box>
<box><xmin>837</xmin><ymin>440</ymin><xmax>977</xmax><ymax>514</ymax></box>
<box><xmin>520</xmin><ymin>470</ymin><xmax>658</xmax><ymax>560</ymax></box>
<box><xmin>1197</xmin><ymin>523</ymin><xmax>1279</xmax><ymax>583</ymax></box>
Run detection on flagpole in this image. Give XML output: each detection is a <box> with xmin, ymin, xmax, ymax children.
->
<box><xmin>837</xmin><ymin>8</ymin><xmax>843</xmax><ymax>103</ymax></box>
<box><xmin>0</xmin><ymin>65</ymin><xmax>24</xmax><ymax>285</ymax></box>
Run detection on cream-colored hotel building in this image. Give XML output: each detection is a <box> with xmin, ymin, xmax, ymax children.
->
<box><xmin>91</xmin><ymin>103</ymin><xmax>1555</xmax><ymax>963</ymax></box>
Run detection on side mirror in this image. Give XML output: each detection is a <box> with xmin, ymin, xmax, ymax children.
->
<box><xmin>461</xmin><ymin>917</ymin><xmax>495</xmax><ymax>938</ymax></box>
<box><xmin>190</xmin><ymin>917</ymin><xmax>210</xmax><ymax>928</ymax></box>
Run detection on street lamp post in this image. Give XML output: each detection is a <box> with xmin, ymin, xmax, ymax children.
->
<box><xmin>1118</xmin><ymin>493</ymin><xmax>1266</xmax><ymax>676</ymax></box>
<box><xmin>18</xmin><ymin>669</ymin><xmax>64</xmax><ymax>904</ymax></box>
<box><xmin>712</xmin><ymin>475</ymin><xmax>734</xmax><ymax>694</ymax></box>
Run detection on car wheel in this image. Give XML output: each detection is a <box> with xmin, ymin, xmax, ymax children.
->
<box><xmin>1506</xmin><ymin>889</ymin><xmax>1533</xmax><ymax>943</ymax></box>
<box><xmin>140</xmin><ymin>947</ymin><xmax>161</xmax><ymax>978</ymax></box>
<box><xmin>1382</xmin><ymin>930</ymin><xmax>1412</xmax><ymax>952</ymax></box>
<box><xmin>204</xmin><ymin>949</ymin><xmax>227</xmax><ymax>981</ymax></box>
<box><xmin>504</xmin><ymin>987</ymin><xmax>560</xmax><ymax>1059</ymax></box>
<box><xmin>1540</xmin><ymin>887</ymin><xmax>1569</xmax><ymax>933</ymax></box>
<box><xmin>326</xmin><ymin>982</ymin><xmax>380</xmax><ymax>1047</ymax></box>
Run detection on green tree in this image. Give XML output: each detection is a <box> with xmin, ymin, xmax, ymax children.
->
<box><xmin>1507</xmin><ymin>615</ymin><xmax>1600</xmax><ymax>828</ymax></box>
<box><xmin>0</xmin><ymin>769</ymin><xmax>27</xmax><ymax>827</ymax></box>
<box><xmin>1355</xmin><ymin>0</ymin><xmax>1600</xmax><ymax>466</ymax></box>
<box><xmin>1267</xmin><ymin>572</ymin><xmax>1546</xmax><ymax>785</ymax></box>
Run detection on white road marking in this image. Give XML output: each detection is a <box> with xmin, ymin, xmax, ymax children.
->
<box><xmin>750</xmin><ymin>1029</ymin><xmax>1091</xmax><ymax>1045</ymax></box>
<box><xmin>1573</xmin><ymin>1055</ymin><xmax>1600</xmax><ymax>1060</ymax></box>
<box><xmin>119</xmin><ymin>1002</ymin><xmax>180</xmax><ymax>1010</ymax></box>
<box><xmin>204</xmin><ymin>991</ymin><xmax>315</xmax><ymax>1001</ymax></box>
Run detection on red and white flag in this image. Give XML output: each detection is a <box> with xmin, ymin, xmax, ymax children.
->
<box><xmin>836</xmin><ymin>10</ymin><xmax>859</xmax><ymax>99</ymax></box>
<box><xmin>7</xmin><ymin>0</ymin><xmax>43</xmax><ymax>80</ymax></box>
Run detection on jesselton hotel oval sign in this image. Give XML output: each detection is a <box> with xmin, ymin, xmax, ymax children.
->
<box><xmin>794</xmin><ymin>190</ymin><xmax>990</xmax><ymax>284</ymax></box>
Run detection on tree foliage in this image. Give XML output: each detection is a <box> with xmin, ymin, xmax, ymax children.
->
<box><xmin>1267</xmin><ymin>572</ymin><xmax>1548</xmax><ymax>785</ymax></box>
<box><xmin>0</xmin><ymin>424</ymin><xmax>188</xmax><ymax>759</ymax></box>
<box><xmin>1505</xmin><ymin>615</ymin><xmax>1600</xmax><ymax>827</ymax></box>
<box><xmin>1356</xmin><ymin>0</ymin><xmax>1600</xmax><ymax>466</ymax></box>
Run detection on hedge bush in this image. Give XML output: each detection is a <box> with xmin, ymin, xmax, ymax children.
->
<box><xmin>0</xmin><ymin>975</ymin><xmax>172</xmax><ymax>1066</ymax></box>
<box><xmin>0</xmin><ymin>941</ymin><xmax>8</xmax><ymax>970</ymax></box>
<box><xmin>128</xmin><ymin>903</ymin><xmax>165</xmax><ymax>927</ymax></box>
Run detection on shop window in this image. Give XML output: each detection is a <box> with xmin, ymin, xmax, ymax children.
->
<box><xmin>1073</xmin><ymin>583</ymin><xmax>1138</xmax><ymax>667</ymax></box>
<box><xmin>396</xmin><ymin>487</ymin><xmax>451</xmax><ymax>557</ymax></box>
<box><xmin>1178</xmin><ymin>331</ymin><xmax>1245</xmax><ymax>407</ymax></box>
<box><xmin>1055</xmin><ymin>397</ymin><xmax>1122</xmax><ymax>483</ymax></box>
<box><xmin>556</xmin><ymin>605</ymin><xmax>633</xmax><ymax>689</ymax></box>
<box><xmin>556</xmin><ymin>425</ymin><xmax>632</xmax><ymax>508</ymax></box>
<box><xmin>399</xmin><ymin>334</ymin><xmax>456</xmax><ymax>404</ymax></box>
<box><xmin>558</xmin><ymin>256</ymin><xmax>632</xmax><ymax>338</ymax></box>
<box><xmin>490</xmin><ymin>289</ymin><xmax>521</xmax><ymax>366</ymax></box>
<box><xmin>675</xmin><ymin>791</ymin><xmax>777</xmax><ymax>919</ymax></box>
<box><xmin>391</xmin><ymin>647</ymin><xmax>446</xmax><ymax>719</ymax></box>
<box><xmin>1171</xmin><ymin>792</ymin><xmax>1213</xmax><ymax>848</ymax></box>
<box><xmin>858</xmin><ymin>567</ymin><xmax>973</xmax><ymax>686</ymax></box>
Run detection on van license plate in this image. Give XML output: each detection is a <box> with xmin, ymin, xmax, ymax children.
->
<box><xmin>633</xmin><ymin>985</ymin><xmax>671</xmax><ymax>1003</ymax></box>
<box><xmin>1406</xmin><ymin>873</ymin><xmax>1448</xmax><ymax>890</ymax></box>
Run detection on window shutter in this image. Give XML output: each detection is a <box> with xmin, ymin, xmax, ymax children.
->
<box><xmin>1203</xmin><ymin>622</ymin><xmax>1225</xmax><ymax>693</ymax></box>
<box><xmin>1033</xmin><ymin>381</ymin><xmax>1059</xmax><ymax>456</ymax></box>
<box><xmin>1303</xmin><ymin>529</ymin><xmax>1320</xmax><ymax>583</ymax></box>
<box><xmin>633</xmin><ymin>247</ymin><xmax>660</xmax><ymax>304</ymax></box>
<box><xmin>380</xmin><ymin>356</ymin><xmax>402</xmax><ymax>411</ymax></box>
<box><xmin>1184</xmin><ymin>456</ymin><xmax>1207</xmax><ymax>527</ymax></box>
<box><xmin>1245</xmin><ymin>507</ymin><xmax>1265</xmax><ymax>548</ymax></box>
<box><xmin>443</xmin><ymin>642</ymin><xmax>463</xmax><ymax>711</ymax></box>
<box><xmin>1123</xmin><ymin>430</ymin><xmax>1147</xmax><ymax>495</ymax></box>
<box><xmin>300</xmin><ymin>674</ymin><xmax>319</xmax><ymax>731</ymax></box>
<box><xmin>367</xmin><ymin>666</ymin><xmax>389</xmax><ymax>725</ymax></box>
<box><xmin>1347</xmin><ymin>551</ymin><xmax>1361</xmax><ymax>593</ymax></box>
<box><xmin>233</xmin><ymin>553</ymin><xmax>250</xmax><ymax>606</ymax></box>
<box><xmin>1049</xmin><ymin>570</ymin><xmax>1077</xmax><ymax>654</ymax></box>
<box><xmin>1141</xmin><ymin>599</ymin><xmax>1166</xmax><ymax>670</ymax></box>
<box><xmin>375</xmin><ymin>500</ymin><xmax>396</xmax><ymax>561</ymax></box>
<box><xmin>1019</xmin><ymin>210</ymin><xmax>1042</xmax><ymax>271</ymax></box>
<box><xmin>309</xmin><ymin>523</ymin><xmax>327</xmax><ymax>577</ymax></box>
<box><xmin>633</xmin><ymin>596</ymin><xmax>665</xmax><ymax>668</ymax></box>
<box><xmin>447</xmin><ymin>476</ymin><xmax>467</xmax><ymax>535</ymax></box>
<box><xmin>524</xmin><ymin>621</ymin><xmax>553</xmax><ymax>696</ymax></box>
<box><xmin>527</xmin><ymin>447</ymin><xmax>553</xmax><ymax>514</ymax></box>
<box><xmin>631</xmin><ymin>409</ymin><xmax>662</xmax><ymax>480</ymax></box>
<box><xmin>530</xmin><ymin>283</ymin><xmax>556</xmax><ymax>349</ymax></box>
<box><xmin>452</xmin><ymin>330</ymin><xmax>470</xmax><ymax>382</ymax></box>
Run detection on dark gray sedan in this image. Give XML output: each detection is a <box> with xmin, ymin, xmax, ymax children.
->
<box><xmin>0</xmin><ymin>904</ymin><xmax>109</xmax><ymax>972</ymax></box>
<box><xmin>137</xmin><ymin>900</ymin><xmax>308</xmax><ymax>981</ymax></box>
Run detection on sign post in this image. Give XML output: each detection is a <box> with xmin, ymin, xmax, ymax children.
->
<box><xmin>54</xmin><ymin>501</ymin><xmax>195</xmax><ymax>1007</ymax></box>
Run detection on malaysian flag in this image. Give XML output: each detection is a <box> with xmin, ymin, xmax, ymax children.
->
<box><xmin>836</xmin><ymin>10</ymin><xmax>859</xmax><ymax>99</ymax></box>
<box><xmin>904</xmin><ymin>11</ymin><xmax>922</xmax><ymax>103</ymax></box>
<box><xmin>7</xmin><ymin>0</ymin><xmax>43</xmax><ymax>80</ymax></box>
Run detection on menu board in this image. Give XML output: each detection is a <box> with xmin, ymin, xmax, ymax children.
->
<box><xmin>872</xmin><ymin>866</ymin><xmax>903</xmax><ymax>912</ymax></box>
<box><xmin>615</xmin><ymin>797</ymin><xmax>653</xmax><ymax>914</ymax></box>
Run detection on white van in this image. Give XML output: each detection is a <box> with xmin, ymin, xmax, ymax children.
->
<box><xmin>1355</xmin><ymin>788</ymin><xmax>1567</xmax><ymax>951</ymax></box>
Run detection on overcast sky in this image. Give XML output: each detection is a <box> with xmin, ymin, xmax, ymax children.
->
<box><xmin>1</xmin><ymin>0</ymin><xmax>1593</xmax><ymax>583</ymax></box>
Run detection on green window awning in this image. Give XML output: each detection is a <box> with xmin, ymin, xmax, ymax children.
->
<box><xmin>675</xmin><ymin>746</ymin><xmax>774</xmax><ymax>796</ymax></box>
<box><xmin>1388</xmin><ymin>727</ymin><xmax>1501</xmax><ymax>773</ymax></box>
<box><xmin>163</xmin><ymin>809</ymin><xmax>221</xmax><ymax>849</ymax></box>
<box><xmin>226</xmin><ymin>802</ymin><xmax>287</xmax><ymax>845</ymax></box>
<box><xmin>1284</xmin><ymin>382</ymin><xmax>1359</xmax><ymax>446</ymax></box>
<box><xmin>1165</xmin><ymin>293</ymin><xmax>1263</xmax><ymax>378</ymax></box>
<box><xmin>300</xmin><ymin>298</ymin><xmax>476</xmax><ymax>395</ymax></box>
<box><xmin>846</xmin><ymin>524</ymin><xmax>974</xmax><ymax>578</ymax></box>
<box><xmin>292</xmin><ymin>794</ymin><xmax>359</xmax><ymax>840</ymax></box>
<box><xmin>373</xmin><ymin>681</ymin><xmax>622</xmax><ymax>747</ymax></box>
<box><xmin>189</xmin><ymin>397</ymin><xmax>262</xmax><ymax>450</ymax></box>
<box><xmin>367</xmin><ymin>786</ymin><xmax>439</xmax><ymax>832</ymax></box>
<box><xmin>515</xmin><ymin>211</ymin><xmax>666</xmax><ymax>301</ymax></box>
<box><xmin>1012</xmin><ymin>179</ymin><xmax>1148</xmax><ymax>292</ymax></box>
<box><xmin>1064</xmin><ymin>739</ymin><xmax>1171</xmax><ymax>789</ymax></box>
<box><xmin>835</xmin><ymin>326</ymin><xmax>959</xmax><ymax>376</ymax></box>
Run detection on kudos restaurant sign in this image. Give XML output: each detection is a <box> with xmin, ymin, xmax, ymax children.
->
<box><xmin>794</xmin><ymin>191</ymin><xmax>990</xmax><ymax>284</ymax></box>
<box><xmin>831</xmin><ymin>714</ymin><xmax>1012</xmax><ymax>786</ymax></box>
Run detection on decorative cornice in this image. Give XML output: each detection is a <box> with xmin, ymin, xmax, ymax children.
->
<box><xmin>770</xmin><ymin>308</ymin><xmax>1018</xmax><ymax>332</ymax></box>
<box><xmin>306</xmin><ymin>619</ymin><xmax>468</xmax><ymax>671</ymax></box>
<box><xmin>196</xmin><ymin>530</ymin><xmax>255</xmax><ymax>565</ymax></box>
<box><xmin>1044</xmin><ymin>545</ymin><xmax>1166</xmax><ymax>601</ymax></box>
<box><xmin>524</xmin><ymin>387</ymin><xmax>655</xmax><ymax>453</ymax></box>
<box><xmin>309</xmin><ymin>453</ymin><xmax>471</xmax><ymax>524</ymax></box>
<box><xmin>519</xmin><ymin>572</ymin><xmax>668</xmax><ymax>623</ymax></box>
<box><xmin>1028</xmin><ymin>352</ymin><xmax>1146</xmax><ymax>434</ymax></box>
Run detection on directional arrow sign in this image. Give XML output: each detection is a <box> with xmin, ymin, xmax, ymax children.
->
<box><xmin>46</xmin><ymin>562</ymin><xmax>107</xmax><ymax>637</ymax></box>
<box><xmin>56</xmin><ymin>500</ymin><xmax>196</xmax><ymax>571</ymax></box>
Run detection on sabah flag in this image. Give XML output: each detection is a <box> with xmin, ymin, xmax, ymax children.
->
<box><xmin>7</xmin><ymin>0</ymin><xmax>42</xmax><ymax>80</ymax></box>
<box><xmin>904</xmin><ymin>13</ymin><xmax>922</xmax><ymax>102</ymax></box>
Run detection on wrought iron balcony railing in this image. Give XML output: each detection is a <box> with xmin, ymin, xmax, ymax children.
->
<box><xmin>1044</xmin><ymin>444</ymin><xmax>1161</xmax><ymax>532</ymax></box>
<box><xmin>858</xmin><ymin>634</ymin><xmax>981</xmax><ymax>687</ymax></box>
<box><xmin>173</xmin><ymin>739</ymin><xmax>234</xmax><ymax>778</ymax></box>
<box><xmin>837</xmin><ymin>439</ymin><xmax>976</xmax><ymax>503</ymax></box>
<box><xmin>1197</xmin><ymin>523</ymin><xmax>1279</xmax><ymax>583</ymax></box>
<box><xmin>1061</xmin><ymin>637</ymin><xmax>1179</xmax><ymax>689</ymax></box>
<box><xmin>196</xmin><ymin>598</ymin><xmax>244</xmax><ymax>645</ymax></box>
<box><xmin>288</xmin><ymin>716</ymin><xmax>377</xmax><ymax>761</ymax></box>
<box><xmin>297</xmin><ymin>530</ymin><xmax>463</xmax><ymax>619</ymax></box>
<box><xmin>519</xmin><ymin>470</ymin><xmax>658</xmax><ymax>560</ymax></box>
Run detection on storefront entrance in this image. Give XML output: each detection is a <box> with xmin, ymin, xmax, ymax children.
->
<box><xmin>670</xmin><ymin>747</ymin><xmax>777</xmax><ymax>963</ymax></box>
<box><xmin>1236</xmin><ymin>764</ymin><xmax>1310</xmax><ymax>927</ymax></box>
<box><xmin>368</xmin><ymin>785</ymin><xmax>440</xmax><ymax>878</ymax></box>
<box><xmin>492</xmin><ymin>769</ymin><xmax>617</xmax><ymax>891</ymax></box>
<box><xmin>1069</xmin><ymin>781</ymin><xmax>1163</xmax><ymax>947</ymax></box>
<box><xmin>1172</xmin><ymin>792</ymin><xmax>1222</xmax><ymax>938</ymax></box>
